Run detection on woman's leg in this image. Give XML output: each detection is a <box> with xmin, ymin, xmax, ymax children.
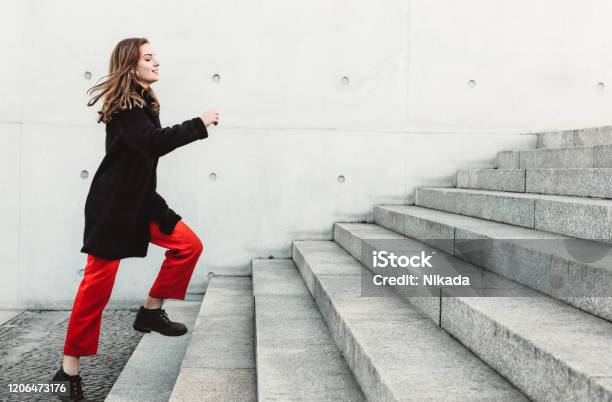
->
<box><xmin>147</xmin><ymin>220</ymin><xmax>204</xmax><ymax>302</ymax></box>
<box><xmin>63</xmin><ymin>254</ymin><xmax>121</xmax><ymax>372</ymax></box>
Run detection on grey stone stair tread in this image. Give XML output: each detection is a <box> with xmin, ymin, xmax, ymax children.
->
<box><xmin>501</xmin><ymin>147</ymin><xmax>593</xmax><ymax>169</ymax></box>
<box><xmin>418</xmin><ymin>186</ymin><xmax>612</xmax><ymax>206</ymax></box>
<box><xmin>457</xmin><ymin>167</ymin><xmax>612</xmax><ymax>198</ymax></box>
<box><xmin>252</xmin><ymin>259</ymin><xmax>365</xmax><ymax>402</ymax></box>
<box><xmin>375</xmin><ymin>204</ymin><xmax>612</xmax><ymax>265</ymax></box>
<box><xmin>169</xmin><ymin>277</ymin><xmax>256</xmax><ymax>402</ymax></box>
<box><xmin>0</xmin><ymin>309</ymin><xmax>23</xmax><ymax>325</ymax></box>
<box><xmin>526</xmin><ymin>168</ymin><xmax>612</xmax><ymax>198</ymax></box>
<box><xmin>536</xmin><ymin>126</ymin><xmax>612</xmax><ymax>149</ymax></box>
<box><xmin>496</xmin><ymin>150</ymin><xmax>521</xmax><ymax>169</ymax></box>
<box><xmin>496</xmin><ymin>144</ymin><xmax>612</xmax><ymax>169</ymax></box>
<box><xmin>373</xmin><ymin>205</ymin><xmax>612</xmax><ymax>321</ymax></box>
<box><xmin>415</xmin><ymin>186</ymin><xmax>612</xmax><ymax>241</ymax></box>
<box><xmin>292</xmin><ymin>241</ymin><xmax>528</xmax><ymax>402</ymax></box>
<box><xmin>106</xmin><ymin>299</ymin><xmax>202</xmax><ymax>401</ymax></box>
<box><xmin>332</xmin><ymin>222</ymin><xmax>612</xmax><ymax>401</ymax></box>
<box><xmin>457</xmin><ymin>169</ymin><xmax>525</xmax><ymax>192</ymax></box>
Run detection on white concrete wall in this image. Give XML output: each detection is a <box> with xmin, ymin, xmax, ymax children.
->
<box><xmin>3</xmin><ymin>0</ymin><xmax>610</xmax><ymax>308</ymax></box>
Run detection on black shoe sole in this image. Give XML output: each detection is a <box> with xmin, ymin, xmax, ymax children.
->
<box><xmin>132</xmin><ymin>323</ymin><xmax>188</xmax><ymax>336</ymax></box>
<box><xmin>132</xmin><ymin>323</ymin><xmax>151</xmax><ymax>333</ymax></box>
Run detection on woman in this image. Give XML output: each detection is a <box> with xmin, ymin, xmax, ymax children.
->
<box><xmin>50</xmin><ymin>37</ymin><xmax>219</xmax><ymax>401</ymax></box>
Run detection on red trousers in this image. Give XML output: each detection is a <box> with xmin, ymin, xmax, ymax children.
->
<box><xmin>63</xmin><ymin>220</ymin><xmax>204</xmax><ymax>357</ymax></box>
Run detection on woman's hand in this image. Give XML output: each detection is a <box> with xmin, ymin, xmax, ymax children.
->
<box><xmin>201</xmin><ymin>109</ymin><xmax>220</xmax><ymax>127</ymax></box>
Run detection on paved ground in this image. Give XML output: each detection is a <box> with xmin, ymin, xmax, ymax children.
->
<box><xmin>0</xmin><ymin>309</ymin><xmax>144</xmax><ymax>401</ymax></box>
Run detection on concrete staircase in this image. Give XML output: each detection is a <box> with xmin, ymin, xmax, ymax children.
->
<box><xmin>122</xmin><ymin>126</ymin><xmax>612</xmax><ymax>401</ymax></box>
<box><xmin>252</xmin><ymin>259</ymin><xmax>365</xmax><ymax>401</ymax></box>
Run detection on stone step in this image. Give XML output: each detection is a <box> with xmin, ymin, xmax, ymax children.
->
<box><xmin>526</xmin><ymin>168</ymin><xmax>612</xmax><ymax>198</ymax></box>
<box><xmin>496</xmin><ymin>144</ymin><xmax>612</xmax><ymax>169</ymax></box>
<box><xmin>415</xmin><ymin>187</ymin><xmax>612</xmax><ymax>242</ymax></box>
<box><xmin>457</xmin><ymin>169</ymin><xmax>525</xmax><ymax>192</ymax></box>
<box><xmin>292</xmin><ymin>240</ymin><xmax>527</xmax><ymax>402</ymax></box>
<box><xmin>333</xmin><ymin>222</ymin><xmax>612</xmax><ymax>401</ymax></box>
<box><xmin>252</xmin><ymin>259</ymin><xmax>365</xmax><ymax>401</ymax></box>
<box><xmin>106</xmin><ymin>298</ymin><xmax>202</xmax><ymax>401</ymax></box>
<box><xmin>536</xmin><ymin>126</ymin><xmax>612</xmax><ymax>149</ymax></box>
<box><xmin>372</xmin><ymin>204</ymin><xmax>612</xmax><ymax>321</ymax></box>
<box><xmin>0</xmin><ymin>310</ymin><xmax>22</xmax><ymax>325</ymax></box>
<box><xmin>169</xmin><ymin>277</ymin><xmax>256</xmax><ymax>402</ymax></box>
<box><xmin>457</xmin><ymin>168</ymin><xmax>612</xmax><ymax>198</ymax></box>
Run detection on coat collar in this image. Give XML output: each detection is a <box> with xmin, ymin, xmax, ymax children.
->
<box><xmin>133</xmin><ymin>82</ymin><xmax>153</xmax><ymax>106</ymax></box>
<box><xmin>131</xmin><ymin>83</ymin><xmax>160</xmax><ymax>125</ymax></box>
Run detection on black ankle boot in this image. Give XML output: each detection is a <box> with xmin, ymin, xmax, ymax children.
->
<box><xmin>51</xmin><ymin>365</ymin><xmax>85</xmax><ymax>401</ymax></box>
<box><xmin>133</xmin><ymin>306</ymin><xmax>188</xmax><ymax>336</ymax></box>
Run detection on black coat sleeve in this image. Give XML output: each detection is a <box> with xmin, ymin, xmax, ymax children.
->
<box><xmin>116</xmin><ymin>107</ymin><xmax>208</xmax><ymax>158</ymax></box>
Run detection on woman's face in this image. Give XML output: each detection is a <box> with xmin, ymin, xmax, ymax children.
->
<box><xmin>133</xmin><ymin>43</ymin><xmax>159</xmax><ymax>88</ymax></box>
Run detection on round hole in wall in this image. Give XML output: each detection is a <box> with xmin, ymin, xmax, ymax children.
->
<box><xmin>337</xmin><ymin>175</ymin><xmax>346</xmax><ymax>183</ymax></box>
<box><xmin>209</xmin><ymin>172</ymin><xmax>217</xmax><ymax>181</ymax></box>
<box><xmin>467</xmin><ymin>80</ymin><xmax>476</xmax><ymax>88</ymax></box>
<box><xmin>80</xmin><ymin>170</ymin><xmax>89</xmax><ymax>179</ymax></box>
<box><xmin>597</xmin><ymin>82</ymin><xmax>605</xmax><ymax>90</ymax></box>
<box><xmin>341</xmin><ymin>76</ymin><xmax>350</xmax><ymax>85</ymax></box>
<box><xmin>84</xmin><ymin>71</ymin><xmax>92</xmax><ymax>80</ymax></box>
<box><xmin>207</xmin><ymin>272</ymin><xmax>216</xmax><ymax>279</ymax></box>
<box><xmin>212</xmin><ymin>74</ymin><xmax>221</xmax><ymax>83</ymax></box>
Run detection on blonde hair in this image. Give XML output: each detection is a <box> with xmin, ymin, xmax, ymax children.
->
<box><xmin>86</xmin><ymin>37</ymin><xmax>160</xmax><ymax>123</ymax></box>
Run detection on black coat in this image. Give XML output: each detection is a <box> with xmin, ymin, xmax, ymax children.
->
<box><xmin>80</xmin><ymin>86</ymin><xmax>208</xmax><ymax>260</ymax></box>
